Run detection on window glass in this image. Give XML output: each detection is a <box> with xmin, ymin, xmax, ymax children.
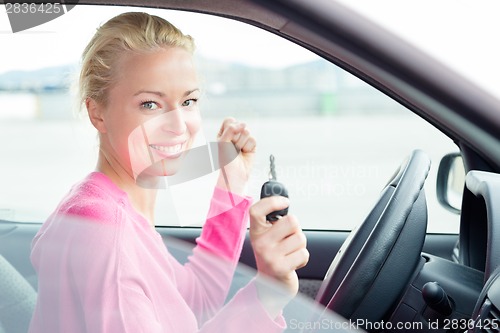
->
<box><xmin>336</xmin><ymin>0</ymin><xmax>500</xmax><ymax>101</ymax></box>
<box><xmin>0</xmin><ymin>5</ymin><xmax>458</xmax><ymax>233</ymax></box>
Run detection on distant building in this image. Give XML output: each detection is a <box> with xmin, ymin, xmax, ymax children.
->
<box><xmin>0</xmin><ymin>58</ymin><xmax>402</xmax><ymax>120</ymax></box>
<box><xmin>198</xmin><ymin>57</ymin><xmax>402</xmax><ymax>118</ymax></box>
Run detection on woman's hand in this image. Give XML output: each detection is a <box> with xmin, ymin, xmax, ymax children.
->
<box><xmin>215</xmin><ymin>117</ymin><xmax>256</xmax><ymax>195</ymax></box>
<box><xmin>249</xmin><ymin>197</ymin><xmax>309</xmax><ymax>318</ymax></box>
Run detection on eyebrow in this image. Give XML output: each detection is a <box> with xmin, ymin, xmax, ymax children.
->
<box><xmin>133</xmin><ymin>88</ymin><xmax>200</xmax><ymax>97</ymax></box>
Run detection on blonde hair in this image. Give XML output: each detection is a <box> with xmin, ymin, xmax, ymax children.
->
<box><xmin>79</xmin><ymin>12</ymin><xmax>195</xmax><ymax>106</ymax></box>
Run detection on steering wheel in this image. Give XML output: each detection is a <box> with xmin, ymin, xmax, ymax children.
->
<box><xmin>315</xmin><ymin>149</ymin><xmax>430</xmax><ymax>324</ymax></box>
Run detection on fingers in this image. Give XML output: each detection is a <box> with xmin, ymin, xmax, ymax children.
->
<box><xmin>283</xmin><ymin>246</ymin><xmax>310</xmax><ymax>271</ymax></box>
<box><xmin>214</xmin><ymin>118</ymin><xmax>256</xmax><ymax>194</ymax></box>
<box><xmin>217</xmin><ymin>117</ymin><xmax>256</xmax><ymax>153</ymax></box>
<box><xmin>235</xmin><ymin>127</ymin><xmax>256</xmax><ymax>153</ymax></box>
<box><xmin>280</xmin><ymin>224</ymin><xmax>309</xmax><ymax>271</ymax></box>
<box><xmin>217</xmin><ymin>117</ymin><xmax>243</xmax><ymax>144</ymax></box>
<box><xmin>249</xmin><ymin>196</ymin><xmax>290</xmax><ymax>235</ymax></box>
<box><xmin>280</xmin><ymin>228</ymin><xmax>308</xmax><ymax>256</ymax></box>
<box><xmin>251</xmin><ymin>213</ymin><xmax>303</xmax><ymax>253</ymax></box>
<box><xmin>251</xmin><ymin>218</ymin><xmax>309</xmax><ymax>291</ymax></box>
<box><xmin>216</xmin><ymin>117</ymin><xmax>235</xmax><ymax>139</ymax></box>
<box><xmin>250</xmin><ymin>198</ymin><xmax>309</xmax><ymax>297</ymax></box>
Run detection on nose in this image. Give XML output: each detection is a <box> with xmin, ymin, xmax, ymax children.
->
<box><xmin>162</xmin><ymin>108</ymin><xmax>187</xmax><ymax>136</ymax></box>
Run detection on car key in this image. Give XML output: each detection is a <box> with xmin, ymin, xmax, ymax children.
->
<box><xmin>260</xmin><ymin>155</ymin><xmax>289</xmax><ymax>222</ymax></box>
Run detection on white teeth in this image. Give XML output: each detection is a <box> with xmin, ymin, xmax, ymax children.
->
<box><xmin>150</xmin><ymin>144</ymin><xmax>182</xmax><ymax>154</ymax></box>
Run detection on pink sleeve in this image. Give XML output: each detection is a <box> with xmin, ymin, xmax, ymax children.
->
<box><xmin>197</xmin><ymin>186</ymin><xmax>252</xmax><ymax>263</ymax></box>
<box><xmin>30</xmin><ymin>214</ymin><xmax>166</xmax><ymax>333</ymax></box>
<box><xmin>173</xmin><ymin>187</ymin><xmax>252</xmax><ymax>324</ymax></box>
<box><xmin>199</xmin><ymin>280</ymin><xmax>287</xmax><ymax>333</ymax></box>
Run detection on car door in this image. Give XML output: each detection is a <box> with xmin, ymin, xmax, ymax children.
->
<box><xmin>0</xmin><ymin>5</ymin><xmax>460</xmax><ymax>306</ymax></box>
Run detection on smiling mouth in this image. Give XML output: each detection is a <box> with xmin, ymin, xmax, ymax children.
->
<box><xmin>149</xmin><ymin>143</ymin><xmax>183</xmax><ymax>155</ymax></box>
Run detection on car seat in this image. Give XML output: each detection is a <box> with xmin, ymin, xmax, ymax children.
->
<box><xmin>0</xmin><ymin>255</ymin><xmax>36</xmax><ymax>333</ymax></box>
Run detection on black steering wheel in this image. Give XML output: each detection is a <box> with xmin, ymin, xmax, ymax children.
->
<box><xmin>315</xmin><ymin>150</ymin><xmax>430</xmax><ymax>324</ymax></box>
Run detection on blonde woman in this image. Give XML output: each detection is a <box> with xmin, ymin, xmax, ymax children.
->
<box><xmin>29</xmin><ymin>12</ymin><xmax>308</xmax><ymax>333</ymax></box>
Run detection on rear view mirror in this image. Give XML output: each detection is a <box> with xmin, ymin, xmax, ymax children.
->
<box><xmin>436</xmin><ymin>153</ymin><xmax>465</xmax><ymax>214</ymax></box>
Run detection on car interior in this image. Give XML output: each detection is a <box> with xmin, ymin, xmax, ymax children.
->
<box><xmin>1</xmin><ymin>0</ymin><xmax>500</xmax><ymax>332</ymax></box>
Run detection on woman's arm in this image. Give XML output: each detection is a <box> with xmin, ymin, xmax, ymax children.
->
<box><xmin>172</xmin><ymin>186</ymin><xmax>251</xmax><ymax>325</ymax></box>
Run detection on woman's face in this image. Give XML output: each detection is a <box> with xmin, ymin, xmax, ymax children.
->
<box><xmin>98</xmin><ymin>47</ymin><xmax>202</xmax><ymax>182</ymax></box>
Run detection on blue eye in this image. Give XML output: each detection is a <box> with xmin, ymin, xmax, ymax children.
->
<box><xmin>182</xmin><ymin>99</ymin><xmax>198</xmax><ymax>107</ymax></box>
<box><xmin>141</xmin><ymin>101</ymin><xmax>160</xmax><ymax>110</ymax></box>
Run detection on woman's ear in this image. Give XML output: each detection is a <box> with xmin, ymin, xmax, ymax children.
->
<box><xmin>86</xmin><ymin>98</ymin><xmax>107</xmax><ymax>133</ymax></box>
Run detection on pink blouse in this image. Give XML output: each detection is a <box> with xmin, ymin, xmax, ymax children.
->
<box><xmin>29</xmin><ymin>172</ymin><xmax>285</xmax><ymax>332</ymax></box>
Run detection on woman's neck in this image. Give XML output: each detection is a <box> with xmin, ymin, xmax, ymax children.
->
<box><xmin>95</xmin><ymin>152</ymin><xmax>158</xmax><ymax>226</ymax></box>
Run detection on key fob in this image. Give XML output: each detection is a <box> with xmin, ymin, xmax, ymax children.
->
<box><xmin>260</xmin><ymin>180</ymin><xmax>289</xmax><ymax>222</ymax></box>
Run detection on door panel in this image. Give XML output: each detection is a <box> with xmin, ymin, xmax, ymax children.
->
<box><xmin>0</xmin><ymin>221</ymin><xmax>458</xmax><ymax>299</ymax></box>
<box><xmin>0</xmin><ymin>222</ymin><xmax>39</xmax><ymax>289</ymax></box>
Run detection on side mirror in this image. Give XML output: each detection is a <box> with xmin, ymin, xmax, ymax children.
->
<box><xmin>436</xmin><ymin>152</ymin><xmax>465</xmax><ymax>214</ymax></box>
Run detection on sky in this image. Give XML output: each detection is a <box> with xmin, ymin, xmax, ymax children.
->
<box><xmin>335</xmin><ymin>0</ymin><xmax>500</xmax><ymax>99</ymax></box>
<box><xmin>0</xmin><ymin>5</ymin><xmax>316</xmax><ymax>73</ymax></box>
<box><xmin>1</xmin><ymin>1</ymin><xmax>500</xmax><ymax>98</ymax></box>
